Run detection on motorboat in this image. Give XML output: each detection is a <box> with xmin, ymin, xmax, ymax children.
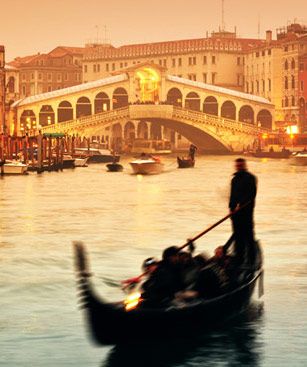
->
<box><xmin>74</xmin><ymin>148</ymin><xmax>119</xmax><ymax>164</ymax></box>
<box><xmin>62</xmin><ymin>154</ymin><xmax>75</xmax><ymax>169</ymax></box>
<box><xmin>74</xmin><ymin>157</ymin><xmax>89</xmax><ymax>167</ymax></box>
<box><xmin>74</xmin><ymin>243</ymin><xmax>264</xmax><ymax>346</ymax></box>
<box><xmin>177</xmin><ymin>157</ymin><xmax>195</xmax><ymax>168</ymax></box>
<box><xmin>290</xmin><ymin>151</ymin><xmax>307</xmax><ymax>166</ymax></box>
<box><xmin>2</xmin><ymin>160</ymin><xmax>28</xmax><ymax>175</ymax></box>
<box><xmin>130</xmin><ymin>156</ymin><xmax>164</xmax><ymax>175</ymax></box>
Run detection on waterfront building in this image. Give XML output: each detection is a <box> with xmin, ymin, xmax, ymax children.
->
<box><xmin>82</xmin><ymin>30</ymin><xmax>265</xmax><ymax>91</ymax></box>
<box><xmin>8</xmin><ymin>46</ymin><xmax>84</xmax><ymax>99</ymax></box>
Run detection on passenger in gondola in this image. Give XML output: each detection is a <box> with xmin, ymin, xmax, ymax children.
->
<box><xmin>229</xmin><ymin>158</ymin><xmax>257</xmax><ymax>267</ymax></box>
<box><xmin>189</xmin><ymin>144</ymin><xmax>198</xmax><ymax>161</ymax></box>
<box><xmin>141</xmin><ymin>246</ymin><xmax>183</xmax><ymax>307</ymax></box>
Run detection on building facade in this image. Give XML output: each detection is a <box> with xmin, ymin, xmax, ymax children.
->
<box><xmin>0</xmin><ymin>45</ymin><xmax>5</xmax><ymax>133</ymax></box>
<box><xmin>8</xmin><ymin>46</ymin><xmax>84</xmax><ymax>99</ymax></box>
<box><xmin>244</xmin><ymin>24</ymin><xmax>307</xmax><ymax>132</ymax></box>
<box><xmin>82</xmin><ymin>31</ymin><xmax>265</xmax><ymax>91</ymax></box>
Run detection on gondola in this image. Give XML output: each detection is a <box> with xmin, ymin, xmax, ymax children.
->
<box><xmin>177</xmin><ymin>157</ymin><xmax>195</xmax><ymax>168</ymax></box>
<box><xmin>74</xmin><ymin>243</ymin><xmax>264</xmax><ymax>346</ymax></box>
<box><xmin>106</xmin><ymin>163</ymin><xmax>124</xmax><ymax>172</ymax></box>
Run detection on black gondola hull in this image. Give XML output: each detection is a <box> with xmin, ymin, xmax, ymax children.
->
<box><xmin>177</xmin><ymin>157</ymin><xmax>195</xmax><ymax>168</ymax></box>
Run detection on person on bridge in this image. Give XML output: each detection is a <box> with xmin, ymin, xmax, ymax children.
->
<box><xmin>189</xmin><ymin>144</ymin><xmax>198</xmax><ymax>160</ymax></box>
<box><xmin>229</xmin><ymin>158</ymin><xmax>257</xmax><ymax>267</ymax></box>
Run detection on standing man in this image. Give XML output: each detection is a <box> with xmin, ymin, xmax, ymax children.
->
<box><xmin>229</xmin><ymin>158</ymin><xmax>257</xmax><ymax>266</ymax></box>
<box><xmin>189</xmin><ymin>144</ymin><xmax>197</xmax><ymax>161</ymax></box>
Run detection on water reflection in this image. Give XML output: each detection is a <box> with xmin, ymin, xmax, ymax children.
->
<box><xmin>103</xmin><ymin>303</ymin><xmax>264</xmax><ymax>367</ymax></box>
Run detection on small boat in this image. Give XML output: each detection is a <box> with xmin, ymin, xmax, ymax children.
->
<box><xmin>106</xmin><ymin>163</ymin><xmax>124</xmax><ymax>172</ymax></box>
<box><xmin>252</xmin><ymin>150</ymin><xmax>291</xmax><ymax>159</ymax></box>
<box><xmin>74</xmin><ymin>157</ymin><xmax>89</xmax><ymax>167</ymax></box>
<box><xmin>62</xmin><ymin>154</ymin><xmax>75</xmax><ymax>169</ymax></box>
<box><xmin>177</xmin><ymin>157</ymin><xmax>195</xmax><ymax>168</ymax></box>
<box><xmin>2</xmin><ymin>160</ymin><xmax>28</xmax><ymax>175</ymax></box>
<box><xmin>74</xmin><ymin>148</ymin><xmax>119</xmax><ymax>164</ymax></box>
<box><xmin>74</xmin><ymin>243</ymin><xmax>264</xmax><ymax>346</ymax></box>
<box><xmin>290</xmin><ymin>151</ymin><xmax>307</xmax><ymax>166</ymax></box>
<box><xmin>130</xmin><ymin>156</ymin><xmax>164</xmax><ymax>175</ymax></box>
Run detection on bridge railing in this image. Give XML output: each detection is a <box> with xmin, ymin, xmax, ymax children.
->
<box><xmin>173</xmin><ymin>106</ymin><xmax>268</xmax><ymax>134</ymax></box>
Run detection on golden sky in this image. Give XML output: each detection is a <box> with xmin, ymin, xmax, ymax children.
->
<box><xmin>1</xmin><ymin>0</ymin><xmax>307</xmax><ymax>61</ymax></box>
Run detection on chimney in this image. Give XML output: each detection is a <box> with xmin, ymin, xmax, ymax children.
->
<box><xmin>266</xmin><ymin>30</ymin><xmax>272</xmax><ymax>43</ymax></box>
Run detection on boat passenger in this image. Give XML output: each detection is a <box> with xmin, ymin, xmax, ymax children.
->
<box><xmin>141</xmin><ymin>246</ymin><xmax>183</xmax><ymax>307</ymax></box>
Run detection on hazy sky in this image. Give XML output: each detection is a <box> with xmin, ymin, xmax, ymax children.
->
<box><xmin>1</xmin><ymin>0</ymin><xmax>307</xmax><ymax>61</ymax></box>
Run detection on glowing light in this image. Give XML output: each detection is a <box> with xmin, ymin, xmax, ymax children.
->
<box><xmin>124</xmin><ymin>292</ymin><xmax>142</xmax><ymax>311</ymax></box>
<box><xmin>262</xmin><ymin>133</ymin><xmax>268</xmax><ymax>139</ymax></box>
<box><xmin>286</xmin><ymin>125</ymin><xmax>298</xmax><ymax>135</ymax></box>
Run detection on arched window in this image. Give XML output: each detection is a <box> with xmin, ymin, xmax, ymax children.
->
<box><xmin>285</xmin><ymin>60</ymin><xmax>289</xmax><ymax>70</ymax></box>
<box><xmin>257</xmin><ymin>110</ymin><xmax>273</xmax><ymax>130</ymax></box>
<box><xmin>124</xmin><ymin>121</ymin><xmax>136</xmax><ymax>141</ymax></box>
<box><xmin>8</xmin><ymin>76</ymin><xmax>15</xmax><ymax>93</ymax></box>
<box><xmin>76</xmin><ymin>96</ymin><xmax>92</xmax><ymax>118</ymax></box>
<box><xmin>285</xmin><ymin>97</ymin><xmax>289</xmax><ymax>107</ymax></box>
<box><xmin>291</xmin><ymin>59</ymin><xmax>295</xmax><ymax>69</ymax></box>
<box><xmin>95</xmin><ymin>92</ymin><xmax>110</xmax><ymax>113</ymax></box>
<box><xmin>221</xmin><ymin>101</ymin><xmax>236</xmax><ymax>120</ymax></box>
<box><xmin>113</xmin><ymin>88</ymin><xmax>128</xmax><ymax>109</ymax></box>
<box><xmin>166</xmin><ymin>88</ymin><xmax>182</xmax><ymax>106</ymax></box>
<box><xmin>39</xmin><ymin>105</ymin><xmax>55</xmax><ymax>126</ymax></box>
<box><xmin>291</xmin><ymin>75</ymin><xmax>295</xmax><ymax>89</ymax></box>
<box><xmin>203</xmin><ymin>96</ymin><xmax>218</xmax><ymax>115</ymax></box>
<box><xmin>239</xmin><ymin>105</ymin><xmax>254</xmax><ymax>124</ymax></box>
<box><xmin>285</xmin><ymin>77</ymin><xmax>288</xmax><ymax>90</ymax></box>
<box><xmin>292</xmin><ymin>96</ymin><xmax>296</xmax><ymax>106</ymax></box>
<box><xmin>184</xmin><ymin>92</ymin><xmax>200</xmax><ymax>111</ymax></box>
<box><xmin>58</xmin><ymin>101</ymin><xmax>73</xmax><ymax>122</ymax></box>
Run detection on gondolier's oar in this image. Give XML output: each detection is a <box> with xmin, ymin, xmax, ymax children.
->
<box><xmin>120</xmin><ymin>201</ymin><xmax>251</xmax><ymax>289</ymax></box>
<box><xmin>178</xmin><ymin>200</ymin><xmax>251</xmax><ymax>252</ymax></box>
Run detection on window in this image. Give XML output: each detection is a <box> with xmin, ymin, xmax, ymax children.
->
<box><xmin>172</xmin><ymin>59</ymin><xmax>176</xmax><ymax>67</ymax></box>
<box><xmin>237</xmin><ymin>57</ymin><xmax>241</xmax><ymax>65</ymax></box>
<box><xmin>48</xmin><ymin>86</ymin><xmax>52</xmax><ymax>92</ymax></box>
<box><xmin>262</xmin><ymin>79</ymin><xmax>265</xmax><ymax>92</ymax></box>
<box><xmin>64</xmin><ymin>73</ymin><xmax>68</xmax><ymax>81</ymax></box>
<box><xmin>97</xmin><ymin>64</ymin><xmax>100</xmax><ymax>72</ymax></box>
<box><xmin>251</xmin><ymin>82</ymin><xmax>254</xmax><ymax>94</ymax></box>
<box><xmin>106</xmin><ymin>63</ymin><xmax>109</xmax><ymax>71</ymax></box>
<box><xmin>188</xmin><ymin>57</ymin><xmax>192</xmax><ymax>65</ymax></box>
<box><xmin>212</xmin><ymin>56</ymin><xmax>216</xmax><ymax>64</ymax></box>
<box><xmin>292</xmin><ymin>75</ymin><xmax>295</xmax><ymax>89</ymax></box>
<box><xmin>31</xmin><ymin>73</ymin><xmax>34</xmax><ymax>80</ymax></box>
<box><xmin>203</xmin><ymin>73</ymin><xmax>207</xmax><ymax>83</ymax></box>
<box><xmin>262</xmin><ymin>50</ymin><xmax>265</xmax><ymax>56</ymax></box>
<box><xmin>120</xmin><ymin>62</ymin><xmax>123</xmax><ymax>68</ymax></box>
<box><xmin>188</xmin><ymin>74</ymin><xmax>196</xmax><ymax>81</ymax></box>
<box><xmin>301</xmin><ymin>81</ymin><xmax>304</xmax><ymax>91</ymax></box>
<box><xmin>124</xmin><ymin>62</ymin><xmax>128</xmax><ymax>67</ymax></box>
<box><xmin>84</xmin><ymin>65</ymin><xmax>87</xmax><ymax>73</ymax></box>
<box><xmin>268</xmin><ymin>49</ymin><xmax>272</xmax><ymax>56</ymax></box>
<box><xmin>268</xmin><ymin>79</ymin><xmax>271</xmax><ymax>92</ymax></box>
<box><xmin>163</xmin><ymin>59</ymin><xmax>167</xmax><ymax>67</ymax></box>
<box><xmin>284</xmin><ymin>60</ymin><xmax>288</xmax><ymax>70</ymax></box>
<box><xmin>57</xmin><ymin>73</ymin><xmax>61</xmax><ymax>81</ymax></box>
<box><xmin>237</xmin><ymin>74</ymin><xmax>241</xmax><ymax>86</ymax></box>
<box><xmin>284</xmin><ymin>46</ymin><xmax>288</xmax><ymax>52</ymax></box>
<box><xmin>112</xmin><ymin>63</ymin><xmax>115</xmax><ymax>71</ymax></box>
<box><xmin>285</xmin><ymin>76</ymin><xmax>288</xmax><ymax>89</ymax></box>
<box><xmin>292</xmin><ymin>96</ymin><xmax>295</xmax><ymax>106</ymax></box>
<box><xmin>193</xmin><ymin>56</ymin><xmax>196</xmax><ymax>65</ymax></box>
<box><xmin>246</xmin><ymin>82</ymin><xmax>249</xmax><ymax>93</ymax></box>
<box><xmin>93</xmin><ymin>64</ymin><xmax>96</xmax><ymax>72</ymax></box>
<box><xmin>212</xmin><ymin>73</ymin><xmax>216</xmax><ymax>84</ymax></box>
<box><xmin>203</xmin><ymin>55</ymin><xmax>207</xmax><ymax>64</ymax></box>
<box><xmin>38</xmin><ymin>73</ymin><xmax>42</xmax><ymax>80</ymax></box>
<box><xmin>291</xmin><ymin>59</ymin><xmax>295</xmax><ymax>69</ymax></box>
<box><xmin>256</xmin><ymin>52</ymin><xmax>259</xmax><ymax>57</ymax></box>
<box><xmin>256</xmin><ymin>80</ymin><xmax>259</xmax><ymax>93</ymax></box>
<box><xmin>22</xmin><ymin>85</ymin><xmax>26</xmax><ymax>95</ymax></box>
<box><xmin>189</xmin><ymin>57</ymin><xmax>196</xmax><ymax>65</ymax></box>
<box><xmin>159</xmin><ymin>59</ymin><xmax>162</xmax><ymax>66</ymax></box>
<box><xmin>178</xmin><ymin>58</ymin><xmax>182</xmax><ymax>67</ymax></box>
<box><xmin>285</xmin><ymin>97</ymin><xmax>289</xmax><ymax>107</ymax></box>
<box><xmin>48</xmin><ymin>73</ymin><xmax>52</xmax><ymax>81</ymax></box>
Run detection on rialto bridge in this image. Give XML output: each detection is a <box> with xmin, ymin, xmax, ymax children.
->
<box><xmin>11</xmin><ymin>63</ymin><xmax>274</xmax><ymax>152</ymax></box>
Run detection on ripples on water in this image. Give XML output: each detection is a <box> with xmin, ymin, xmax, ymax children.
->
<box><xmin>0</xmin><ymin>156</ymin><xmax>306</xmax><ymax>367</ymax></box>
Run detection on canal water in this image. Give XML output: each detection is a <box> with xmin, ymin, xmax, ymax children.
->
<box><xmin>0</xmin><ymin>156</ymin><xmax>306</xmax><ymax>367</ymax></box>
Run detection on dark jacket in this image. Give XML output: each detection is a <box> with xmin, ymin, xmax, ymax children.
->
<box><xmin>229</xmin><ymin>170</ymin><xmax>257</xmax><ymax>211</ymax></box>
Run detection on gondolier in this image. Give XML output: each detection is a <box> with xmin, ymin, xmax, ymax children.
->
<box><xmin>189</xmin><ymin>144</ymin><xmax>197</xmax><ymax>160</ymax></box>
<box><xmin>229</xmin><ymin>158</ymin><xmax>257</xmax><ymax>266</ymax></box>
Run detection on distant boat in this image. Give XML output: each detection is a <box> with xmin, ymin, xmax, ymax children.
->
<box><xmin>106</xmin><ymin>163</ymin><xmax>124</xmax><ymax>172</ymax></box>
<box><xmin>2</xmin><ymin>160</ymin><xmax>28</xmax><ymax>175</ymax></box>
<box><xmin>130</xmin><ymin>156</ymin><xmax>164</xmax><ymax>175</ymax></box>
<box><xmin>74</xmin><ymin>157</ymin><xmax>89</xmax><ymax>167</ymax></box>
<box><xmin>74</xmin><ymin>148</ymin><xmax>119</xmax><ymax>163</ymax></box>
<box><xmin>177</xmin><ymin>156</ymin><xmax>195</xmax><ymax>168</ymax></box>
<box><xmin>290</xmin><ymin>151</ymin><xmax>307</xmax><ymax>166</ymax></box>
<box><xmin>251</xmin><ymin>150</ymin><xmax>291</xmax><ymax>159</ymax></box>
<box><xmin>62</xmin><ymin>154</ymin><xmax>76</xmax><ymax>169</ymax></box>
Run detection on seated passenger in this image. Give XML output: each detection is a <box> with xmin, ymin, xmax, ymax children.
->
<box><xmin>141</xmin><ymin>246</ymin><xmax>183</xmax><ymax>307</ymax></box>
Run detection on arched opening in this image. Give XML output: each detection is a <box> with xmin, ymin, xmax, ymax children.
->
<box><xmin>203</xmin><ymin>96</ymin><xmax>218</xmax><ymax>115</ymax></box>
<box><xmin>39</xmin><ymin>105</ymin><xmax>55</xmax><ymax>127</ymax></box>
<box><xmin>113</xmin><ymin>87</ymin><xmax>128</xmax><ymax>109</ymax></box>
<box><xmin>257</xmin><ymin>109</ymin><xmax>273</xmax><ymax>129</ymax></box>
<box><xmin>8</xmin><ymin>76</ymin><xmax>15</xmax><ymax>93</ymax></box>
<box><xmin>124</xmin><ymin>122</ymin><xmax>136</xmax><ymax>141</ymax></box>
<box><xmin>76</xmin><ymin>96</ymin><xmax>92</xmax><ymax>118</ymax></box>
<box><xmin>239</xmin><ymin>105</ymin><xmax>254</xmax><ymax>124</ymax></box>
<box><xmin>221</xmin><ymin>101</ymin><xmax>236</xmax><ymax>120</ymax></box>
<box><xmin>185</xmin><ymin>92</ymin><xmax>200</xmax><ymax>111</ymax></box>
<box><xmin>20</xmin><ymin>110</ymin><xmax>36</xmax><ymax>132</ymax></box>
<box><xmin>150</xmin><ymin>123</ymin><xmax>162</xmax><ymax>140</ymax></box>
<box><xmin>58</xmin><ymin>101</ymin><xmax>73</xmax><ymax>122</ymax></box>
<box><xmin>166</xmin><ymin>88</ymin><xmax>182</xmax><ymax>107</ymax></box>
<box><xmin>137</xmin><ymin>121</ymin><xmax>149</xmax><ymax>139</ymax></box>
<box><xmin>94</xmin><ymin>92</ymin><xmax>110</xmax><ymax>114</ymax></box>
